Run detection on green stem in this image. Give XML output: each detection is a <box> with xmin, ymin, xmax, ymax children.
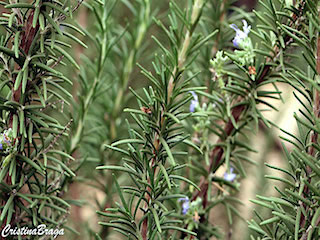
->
<box><xmin>110</xmin><ymin>0</ymin><xmax>150</xmax><ymax>140</ymax></box>
<box><xmin>167</xmin><ymin>0</ymin><xmax>204</xmax><ymax>103</ymax></box>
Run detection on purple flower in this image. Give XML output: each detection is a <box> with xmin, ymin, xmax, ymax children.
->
<box><xmin>189</xmin><ymin>91</ymin><xmax>199</xmax><ymax>112</ymax></box>
<box><xmin>223</xmin><ymin>167</ymin><xmax>236</xmax><ymax>182</ymax></box>
<box><xmin>230</xmin><ymin>20</ymin><xmax>251</xmax><ymax>47</ymax></box>
<box><xmin>178</xmin><ymin>197</ymin><xmax>190</xmax><ymax>215</ymax></box>
<box><xmin>0</xmin><ymin>129</ymin><xmax>13</xmax><ymax>151</ymax></box>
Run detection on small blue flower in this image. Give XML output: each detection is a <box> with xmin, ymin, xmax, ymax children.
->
<box><xmin>230</xmin><ymin>20</ymin><xmax>251</xmax><ymax>48</ymax></box>
<box><xmin>178</xmin><ymin>197</ymin><xmax>190</xmax><ymax>215</ymax></box>
<box><xmin>223</xmin><ymin>167</ymin><xmax>236</xmax><ymax>182</ymax></box>
<box><xmin>0</xmin><ymin>129</ymin><xmax>14</xmax><ymax>151</ymax></box>
<box><xmin>189</xmin><ymin>91</ymin><xmax>199</xmax><ymax>112</ymax></box>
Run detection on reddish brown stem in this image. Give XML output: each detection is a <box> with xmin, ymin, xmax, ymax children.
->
<box><xmin>192</xmin><ymin>0</ymin><xmax>306</xmax><ymax>213</ymax></box>
<box><xmin>141</xmin><ymin>139</ymin><xmax>159</xmax><ymax>239</ymax></box>
<box><xmin>1</xmin><ymin>9</ymin><xmax>39</xmax><ymax>230</ymax></box>
<box><xmin>300</xmin><ymin>10</ymin><xmax>320</xmax><ymax>232</ymax></box>
<box><xmin>141</xmin><ymin>216</ymin><xmax>148</xmax><ymax>240</ymax></box>
<box><xmin>192</xmin><ymin>65</ymin><xmax>270</xmax><ymax>203</ymax></box>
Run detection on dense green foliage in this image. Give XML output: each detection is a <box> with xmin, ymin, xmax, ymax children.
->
<box><xmin>0</xmin><ymin>0</ymin><xmax>319</xmax><ymax>239</ymax></box>
<box><xmin>0</xmin><ymin>0</ymin><xmax>81</xmax><ymax>235</ymax></box>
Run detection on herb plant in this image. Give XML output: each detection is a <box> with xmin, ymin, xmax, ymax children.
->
<box><xmin>0</xmin><ymin>0</ymin><xmax>319</xmax><ymax>240</ymax></box>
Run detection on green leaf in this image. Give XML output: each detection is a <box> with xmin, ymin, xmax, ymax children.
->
<box><xmin>42</xmin><ymin>11</ymin><xmax>63</xmax><ymax>35</ymax></box>
<box><xmin>14</xmin><ymin>71</ymin><xmax>23</xmax><ymax>91</ymax></box>
<box><xmin>0</xmin><ymin>195</ymin><xmax>14</xmax><ymax>221</ymax></box>
<box><xmin>182</xmin><ymin>139</ymin><xmax>202</xmax><ymax>154</ymax></box>
<box><xmin>164</xmin><ymin>112</ymin><xmax>180</xmax><ymax>124</ymax></box>
<box><xmin>17</xmin><ymin>155</ymin><xmax>44</xmax><ymax>173</ymax></box>
<box><xmin>33</xmin><ymin>62</ymin><xmax>62</xmax><ymax>76</ymax></box>
<box><xmin>161</xmin><ymin>226</ymin><xmax>196</xmax><ymax>236</ymax></box>
<box><xmin>33</xmin><ymin>6</ymin><xmax>40</xmax><ymax>28</ymax></box>
<box><xmin>111</xmin><ymin>139</ymin><xmax>144</xmax><ymax>147</ymax></box>
<box><xmin>14</xmin><ymin>31</ymin><xmax>20</xmax><ymax>58</ymax></box>
<box><xmin>170</xmin><ymin>175</ymin><xmax>200</xmax><ymax>191</ymax></box>
<box><xmin>39</xmin><ymin>13</ymin><xmax>45</xmax><ymax>30</ymax></box>
<box><xmin>96</xmin><ymin>165</ymin><xmax>140</xmax><ymax>178</ymax></box>
<box><xmin>12</xmin><ymin>114</ymin><xmax>18</xmax><ymax>138</ymax></box>
<box><xmin>159</xmin><ymin>163</ymin><xmax>171</xmax><ymax>189</ymax></box>
<box><xmin>272</xmin><ymin>211</ymin><xmax>295</xmax><ymax>225</ymax></box>
<box><xmin>295</xmin><ymin>207</ymin><xmax>301</xmax><ymax>240</ymax></box>
<box><xmin>42</xmin><ymin>2</ymin><xmax>69</xmax><ymax>16</ymax></box>
<box><xmin>22</xmin><ymin>67</ymin><xmax>28</xmax><ymax>94</ymax></box>
<box><xmin>5</xmin><ymin>3</ymin><xmax>34</xmax><ymax>8</ymax></box>
<box><xmin>159</xmin><ymin>137</ymin><xmax>175</xmax><ymax>166</ymax></box>
<box><xmin>113</xmin><ymin>174</ymin><xmax>129</xmax><ymax>213</ymax></box>
<box><xmin>19</xmin><ymin>110</ymin><xmax>24</xmax><ymax>135</ymax></box>
<box><xmin>98</xmin><ymin>223</ymin><xmax>137</xmax><ymax>238</ymax></box>
<box><xmin>50</xmin><ymin>44</ymin><xmax>79</xmax><ymax>69</ymax></box>
<box><xmin>48</xmin><ymin>156</ymin><xmax>75</xmax><ymax>177</ymax></box>
<box><xmin>260</xmin><ymin>216</ymin><xmax>281</xmax><ymax>225</ymax></box>
<box><xmin>63</xmin><ymin>31</ymin><xmax>88</xmax><ymax>48</ymax></box>
<box><xmin>150</xmin><ymin>206</ymin><xmax>162</xmax><ymax>233</ymax></box>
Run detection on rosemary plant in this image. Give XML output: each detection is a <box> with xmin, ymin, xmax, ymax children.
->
<box><xmin>248</xmin><ymin>1</ymin><xmax>320</xmax><ymax>239</ymax></box>
<box><xmin>184</xmin><ymin>0</ymin><xmax>320</xmax><ymax>239</ymax></box>
<box><xmin>67</xmin><ymin>0</ymin><xmax>155</xmax><ymax>238</ymax></box>
<box><xmin>0</xmin><ymin>0</ymin><xmax>82</xmax><ymax>236</ymax></box>
<box><xmin>96</xmin><ymin>0</ymin><xmax>320</xmax><ymax>239</ymax></box>
<box><xmin>97</xmin><ymin>0</ymin><xmax>218</xmax><ymax>239</ymax></box>
<box><xmin>0</xmin><ymin>0</ymin><xmax>319</xmax><ymax>239</ymax></box>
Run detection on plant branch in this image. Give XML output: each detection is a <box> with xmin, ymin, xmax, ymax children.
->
<box><xmin>167</xmin><ymin>0</ymin><xmax>204</xmax><ymax>103</ymax></box>
<box><xmin>300</xmin><ymin>7</ymin><xmax>320</xmax><ymax>233</ymax></box>
<box><xmin>141</xmin><ymin>1</ymin><xmax>206</xmax><ymax>238</ymax></box>
<box><xmin>192</xmin><ymin>0</ymin><xmax>307</xmax><ymax>207</ymax></box>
